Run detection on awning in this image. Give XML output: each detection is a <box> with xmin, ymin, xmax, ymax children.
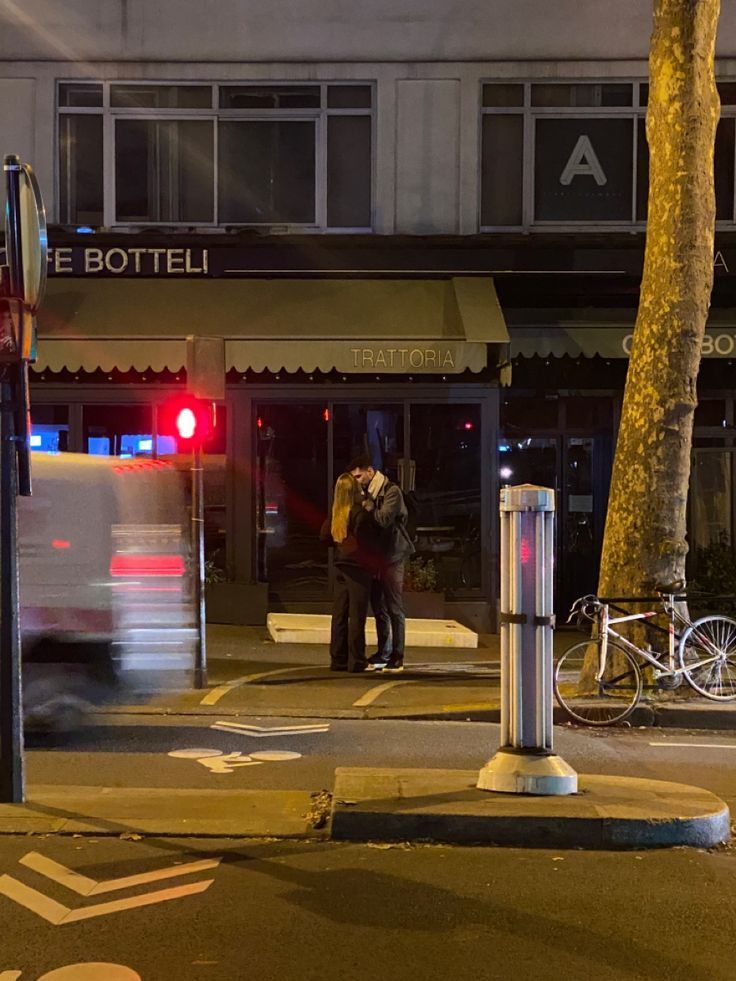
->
<box><xmin>511</xmin><ymin>320</ymin><xmax>736</xmax><ymax>360</ymax></box>
<box><xmin>34</xmin><ymin>277</ymin><xmax>509</xmax><ymax>374</ymax></box>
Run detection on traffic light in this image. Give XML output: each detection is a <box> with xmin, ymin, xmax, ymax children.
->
<box><xmin>159</xmin><ymin>395</ymin><xmax>212</xmax><ymax>451</ymax></box>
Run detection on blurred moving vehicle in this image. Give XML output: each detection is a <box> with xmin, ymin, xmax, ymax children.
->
<box><xmin>18</xmin><ymin>452</ymin><xmax>196</xmax><ymax>731</ymax></box>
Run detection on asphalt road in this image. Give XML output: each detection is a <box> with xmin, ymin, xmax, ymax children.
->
<box><xmin>3</xmin><ymin>715</ymin><xmax>735</xmax><ymax>980</ymax></box>
<box><xmin>23</xmin><ymin>717</ymin><xmax>736</xmax><ymax>815</ymax></box>
<box><xmin>0</xmin><ymin>831</ymin><xmax>734</xmax><ymax>981</ymax></box>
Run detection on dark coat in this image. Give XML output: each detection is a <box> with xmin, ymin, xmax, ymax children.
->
<box><xmin>370</xmin><ymin>480</ymin><xmax>415</xmax><ymax>564</ymax></box>
<box><xmin>320</xmin><ymin>503</ymin><xmax>383</xmax><ymax>575</ymax></box>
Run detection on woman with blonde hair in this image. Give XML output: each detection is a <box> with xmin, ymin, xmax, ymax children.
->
<box><xmin>321</xmin><ymin>472</ymin><xmax>380</xmax><ymax>672</ymax></box>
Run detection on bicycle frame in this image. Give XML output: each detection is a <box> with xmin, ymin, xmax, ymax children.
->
<box><xmin>597</xmin><ymin>597</ymin><xmax>687</xmax><ymax>683</ymax></box>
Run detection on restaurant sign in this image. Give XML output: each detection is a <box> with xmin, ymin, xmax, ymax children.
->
<box><xmin>510</xmin><ymin>327</ymin><xmax>736</xmax><ymax>359</ymax></box>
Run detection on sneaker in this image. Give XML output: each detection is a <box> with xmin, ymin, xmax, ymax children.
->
<box><xmin>382</xmin><ymin>657</ymin><xmax>404</xmax><ymax>673</ymax></box>
<box><xmin>366</xmin><ymin>653</ymin><xmax>389</xmax><ymax>672</ymax></box>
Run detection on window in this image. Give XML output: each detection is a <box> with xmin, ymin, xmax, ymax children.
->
<box><xmin>481</xmin><ymin>80</ymin><xmax>736</xmax><ymax>229</ymax></box>
<box><xmin>30</xmin><ymin>405</ymin><xmax>69</xmax><ymax>453</ymax></box>
<box><xmin>57</xmin><ymin>81</ymin><xmax>373</xmax><ymax>230</ymax></box>
<box><xmin>409</xmin><ymin>404</ymin><xmax>482</xmax><ymax>592</ymax></box>
<box><xmin>83</xmin><ymin>404</ymin><xmax>153</xmax><ymax>457</ymax></box>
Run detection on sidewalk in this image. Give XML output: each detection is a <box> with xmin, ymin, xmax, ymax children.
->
<box><xmin>101</xmin><ymin>623</ymin><xmax>736</xmax><ymax>730</ymax></box>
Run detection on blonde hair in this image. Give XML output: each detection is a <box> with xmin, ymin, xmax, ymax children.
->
<box><xmin>331</xmin><ymin>473</ymin><xmax>360</xmax><ymax>543</ymax></box>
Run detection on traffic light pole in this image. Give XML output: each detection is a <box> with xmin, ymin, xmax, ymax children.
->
<box><xmin>192</xmin><ymin>444</ymin><xmax>207</xmax><ymax>689</ymax></box>
<box><xmin>0</xmin><ymin>369</ymin><xmax>25</xmax><ymax>802</ymax></box>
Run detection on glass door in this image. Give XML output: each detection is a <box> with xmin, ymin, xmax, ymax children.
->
<box><xmin>255</xmin><ymin>403</ymin><xmax>329</xmax><ymax>600</ymax></box>
<box><xmin>689</xmin><ymin>447</ymin><xmax>734</xmax><ymax>594</ymax></box>
<box><xmin>561</xmin><ymin>437</ymin><xmax>598</xmax><ymax>613</ymax></box>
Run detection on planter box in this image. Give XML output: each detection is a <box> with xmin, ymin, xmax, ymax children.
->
<box><xmin>402</xmin><ymin>591</ymin><xmax>445</xmax><ymax>620</ymax></box>
<box><xmin>205</xmin><ymin>582</ymin><xmax>268</xmax><ymax>625</ymax></box>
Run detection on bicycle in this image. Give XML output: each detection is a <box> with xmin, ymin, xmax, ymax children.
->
<box><xmin>553</xmin><ymin>582</ymin><xmax>736</xmax><ymax>726</ymax></box>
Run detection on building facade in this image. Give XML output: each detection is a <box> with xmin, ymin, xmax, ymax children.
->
<box><xmin>3</xmin><ymin>1</ymin><xmax>736</xmax><ymax>628</ymax></box>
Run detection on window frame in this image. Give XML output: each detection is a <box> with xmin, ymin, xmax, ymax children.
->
<box><xmin>479</xmin><ymin>78</ymin><xmax>736</xmax><ymax>232</ymax></box>
<box><xmin>56</xmin><ymin>79</ymin><xmax>375</xmax><ymax>232</ymax></box>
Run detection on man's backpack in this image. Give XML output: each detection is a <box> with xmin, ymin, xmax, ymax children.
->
<box><xmin>375</xmin><ymin>479</ymin><xmax>418</xmax><ymax>544</ymax></box>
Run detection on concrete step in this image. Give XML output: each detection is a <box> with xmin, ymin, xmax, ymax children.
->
<box><xmin>267</xmin><ymin>613</ymin><xmax>478</xmax><ymax>648</ymax></box>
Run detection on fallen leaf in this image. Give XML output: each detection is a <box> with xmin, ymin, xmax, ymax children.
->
<box><xmin>120</xmin><ymin>832</ymin><xmax>143</xmax><ymax>841</ymax></box>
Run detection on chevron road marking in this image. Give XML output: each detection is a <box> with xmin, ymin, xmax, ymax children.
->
<box><xmin>211</xmin><ymin>720</ymin><xmax>329</xmax><ymax>737</ymax></box>
<box><xmin>19</xmin><ymin>852</ymin><xmax>220</xmax><ymax>896</ymax></box>
<box><xmin>0</xmin><ymin>875</ymin><xmax>214</xmax><ymax>925</ymax></box>
<box><xmin>0</xmin><ymin>852</ymin><xmax>221</xmax><ymax>925</ymax></box>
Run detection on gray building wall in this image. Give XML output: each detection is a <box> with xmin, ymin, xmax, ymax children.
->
<box><xmin>1</xmin><ymin>1</ymin><xmax>735</xmax><ymax>233</ymax></box>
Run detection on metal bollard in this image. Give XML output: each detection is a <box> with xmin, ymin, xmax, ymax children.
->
<box><xmin>477</xmin><ymin>484</ymin><xmax>577</xmax><ymax>795</ymax></box>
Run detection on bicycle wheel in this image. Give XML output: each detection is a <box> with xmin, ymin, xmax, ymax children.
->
<box><xmin>678</xmin><ymin>615</ymin><xmax>736</xmax><ymax>701</ymax></box>
<box><xmin>554</xmin><ymin>639</ymin><xmax>642</xmax><ymax>726</ymax></box>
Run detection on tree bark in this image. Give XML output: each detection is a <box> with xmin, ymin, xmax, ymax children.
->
<box><xmin>598</xmin><ymin>0</ymin><xmax>720</xmax><ymax>605</ymax></box>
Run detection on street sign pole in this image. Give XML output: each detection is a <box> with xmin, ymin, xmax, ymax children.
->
<box><xmin>0</xmin><ymin>369</ymin><xmax>23</xmax><ymax>802</ymax></box>
<box><xmin>0</xmin><ymin>155</ymin><xmax>26</xmax><ymax>802</ymax></box>
<box><xmin>0</xmin><ymin>154</ymin><xmax>46</xmax><ymax>803</ymax></box>
<box><xmin>192</xmin><ymin>439</ymin><xmax>207</xmax><ymax>690</ymax></box>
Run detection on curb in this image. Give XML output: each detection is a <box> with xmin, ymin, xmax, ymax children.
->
<box><xmin>330</xmin><ymin>767</ymin><xmax>732</xmax><ymax>849</ymax></box>
<box><xmin>93</xmin><ymin>701</ymin><xmax>736</xmax><ymax>729</ymax></box>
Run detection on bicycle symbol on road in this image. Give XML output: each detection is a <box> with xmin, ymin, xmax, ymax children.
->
<box><xmin>1</xmin><ymin>964</ymin><xmax>140</xmax><ymax>980</ymax></box>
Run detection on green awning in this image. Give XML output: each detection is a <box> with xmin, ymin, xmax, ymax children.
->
<box><xmin>35</xmin><ymin>277</ymin><xmax>509</xmax><ymax>374</ymax></box>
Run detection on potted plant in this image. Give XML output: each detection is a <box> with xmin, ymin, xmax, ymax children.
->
<box><xmin>402</xmin><ymin>557</ymin><xmax>445</xmax><ymax>619</ymax></box>
<box><xmin>204</xmin><ymin>560</ymin><xmax>268</xmax><ymax>625</ymax></box>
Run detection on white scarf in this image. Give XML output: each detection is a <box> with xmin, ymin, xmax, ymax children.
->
<box><xmin>367</xmin><ymin>470</ymin><xmax>387</xmax><ymax>501</ymax></box>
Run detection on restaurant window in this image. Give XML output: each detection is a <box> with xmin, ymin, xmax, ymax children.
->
<box><xmin>409</xmin><ymin>404</ymin><xmax>482</xmax><ymax>592</ymax></box>
<box><xmin>480</xmin><ymin>79</ymin><xmax>736</xmax><ymax>229</ymax></box>
<box><xmin>82</xmin><ymin>404</ymin><xmax>153</xmax><ymax>457</ymax></box>
<box><xmin>58</xmin><ymin>81</ymin><xmax>373</xmax><ymax>230</ymax></box>
<box><xmin>30</xmin><ymin>405</ymin><xmax>69</xmax><ymax>454</ymax></box>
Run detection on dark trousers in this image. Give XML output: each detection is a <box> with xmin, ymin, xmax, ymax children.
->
<box><xmin>372</xmin><ymin>561</ymin><xmax>406</xmax><ymax>660</ymax></box>
<box><xmin>330</xmin><ymin>564</ymin><xmax>371</xmax><ymax>670</ymax></box>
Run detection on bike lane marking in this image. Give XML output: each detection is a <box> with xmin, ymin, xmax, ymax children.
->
<box><xmin>200</xmin><ymin>665</ymin><xmax>318</xmax><ymax>705</ymax></box>
<box><xmin>649</xmin><ymin>742</ymin><xmax>736</xmax><ymax>749</ymax></box>
<box><xmin>19</xmin><ymin>853</ymin><xmax>220</xmax><ymax>896</ymax></box>
<box><xmin>0</xmin><ymin>875</ymin><xmax>214</xmax><ymax>925</ymax></box>
<box><xmin>352</xmin><ymin>680</ymin><xmax>412</xmax><ymax>708</ymax></box>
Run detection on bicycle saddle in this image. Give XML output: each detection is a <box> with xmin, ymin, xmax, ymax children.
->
<box><xmin>655</xmin><ymin>579</ymin><xmax>685</xmax><ymax>594</ymax></box>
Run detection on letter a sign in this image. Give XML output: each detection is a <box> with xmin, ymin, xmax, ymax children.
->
<box><xmin>559</xmin><ymin>135</ymin><xmax>607</xmax><ymax>186</ymax></box>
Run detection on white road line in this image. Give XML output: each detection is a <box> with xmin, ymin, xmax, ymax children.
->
<box><xmin>0</xmin><ymin>874</ymin><xmax>214</xmax><ymax>925</ymax></box>
<box><xmin>211</xmin><ymin>721</ymin><xmax>329</xmax><ymax>737</ymax></box>
<box><xmin>353</xmin><ymin>680</ymin><xmax>411</xmax><ymax>708</ymax></box>
<box><xmin>649</xmin><ymin>742</ymin><xmax>736</xmax><ymax>749</ymax></box>
<box><xmin>20</xmin><ymin>852</ymin><xmax>221</xmax><ymax>896</ymax></box>
<box><xmin>0</xmin><ymin>972</ymin><xmax>21</xmax><ymax>980</ymax></box>
<box><xmin>200</xmin><ymin>665</ymin><xmax>317</xmax><ymax>706</ymax></box>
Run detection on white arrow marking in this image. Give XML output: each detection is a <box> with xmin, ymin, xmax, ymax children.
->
<box><xmin>0</xmin><ymin>874</ymin><xmax>214</xmax><ymax>925</ymax></box>
<box><xmin>211</xmin><ymin>721</ymin><xmax>329</xmax><ymax>738</ymax></box>
<box><xmin>20</xmin><ymin>852</ymin><xmax>221</xmax><ymax>896</ymax></box>
<box><xmin>198</xmin><ymin>752</ymin><xmax>263</xmax><ymax>773</ymax></box>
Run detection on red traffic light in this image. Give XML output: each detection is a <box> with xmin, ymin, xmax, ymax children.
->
<box><xmin>159</xmin><ymin>396</ymin><xmax>212</xmax><ymax>449</ymax></box>
<box><xmin>176</xmin><ymin>406</ymin><xmax>197</xmax><ymax>440</ymax></box>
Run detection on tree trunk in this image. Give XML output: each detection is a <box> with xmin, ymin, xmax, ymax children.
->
<box><xmin>599</xmin><ymin>0</ymin><xmax>720</xmax><ymax>604</ymax></box>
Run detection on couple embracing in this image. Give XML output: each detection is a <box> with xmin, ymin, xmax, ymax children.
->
<box><xmin>322</xmin><ymin>456</ymin><xmax>415</xmax><ymax>674</ymax></box>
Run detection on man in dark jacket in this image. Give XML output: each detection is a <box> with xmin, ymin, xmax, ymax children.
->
<box><xmin>349</xmin><ymin>455</ymin><xmax>415</xmax><ymax>672</ymax></box>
